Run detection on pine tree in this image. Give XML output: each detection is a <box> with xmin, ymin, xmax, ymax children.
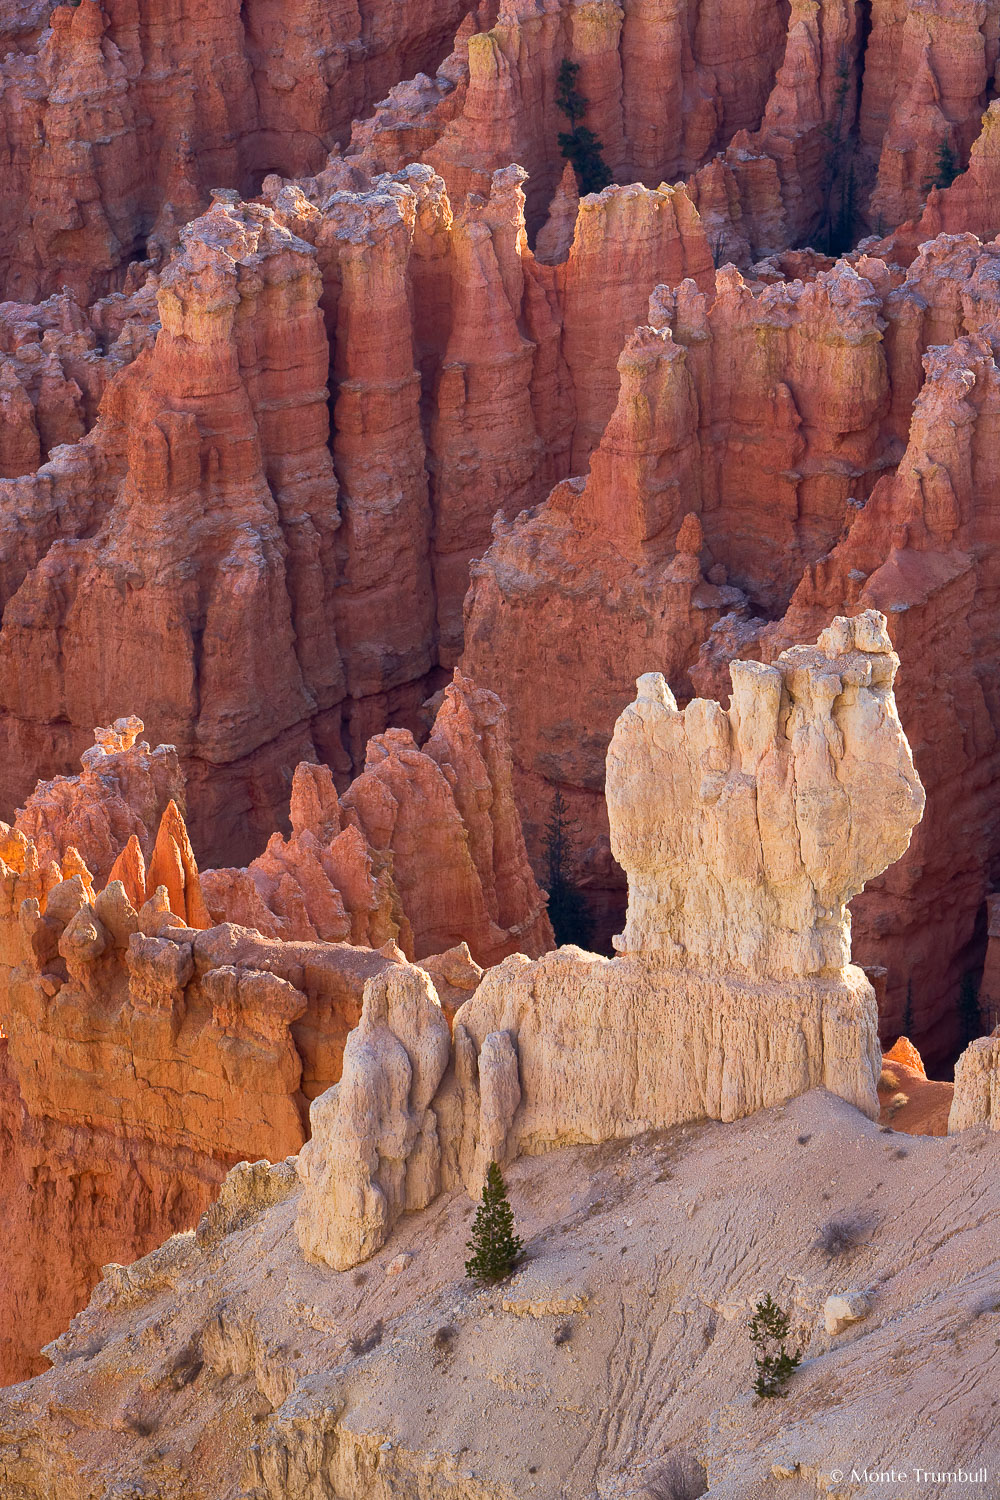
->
<box><xmin>543</xmin><ymin>790</ymin><xmax>593</xmax><ymax>949</ymax></box>
<box><xmin>555</xmin><ymin>60</ymin><xmax>613</xmax><ymax>196</ymax></box>
<box><xmin>748</xmin><ymin>1294</ymin><xmax>801</xmax><ymax>1398</ymax></box>
<box><xmin>555</xmin><ymin>60</ymin><xmax>585</xmax><ymax>129</ymax></box>
<box><xmin>924</xmin><ymin>137</ymin><xmax>960</xmax><ymax>193</ymax></box>
<box><xmin>465</xmin><ymin>1162</ymin><xmax>523</xmax><ymax>1284</ymax></box>
<box><xmin>901</xmin><ymin>979</ymin><xmax>915</xmax><ymax>1040</ymax></box>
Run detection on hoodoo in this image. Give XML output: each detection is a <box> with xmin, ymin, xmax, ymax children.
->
<box><xmin>2</xmin><ymin>0</ymin><xmax>1000</xmax><ymax>1492</ymax></box>
<box><xmin>295</xmin><ymin>611</ymin><xmax>924</xmax><ymax>1271</ymax></box>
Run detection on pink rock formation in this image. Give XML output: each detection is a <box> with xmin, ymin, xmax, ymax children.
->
<box><xmin>462</xmin><ymin>240</ymin><xmax>1000</xmax><ymax>1066</ymax></box>
<box><xmin>202</xmin><ymin>672</ymin><xmax>552</xmax><ymax>966</ymax></box>
<box><xmin>342</xmin><ymin>673</ymin><xmax>552</xmax><ymax>963</ymax></box>
<box><xmin>0</xmin><ymin>681</ymin><xmax>542</xmax><ymax>1382</ymax></box>
<box><xmin>864</xmin><ymin>0</ymin><xmax>996</xmax><ymax>234</ymax></box>
<box><xmin>12</xmin><ymin>715</ymin><xmax>183</xmax><ymax>887</ymax></box>
<box><xmin>0</xmin><ymin>160</ymin><xmax>722</xmax><ymax>861</ymax></box>
<box><xmin>350</xmin><ymin>0</ymin><xmax>789</xmax><ymax>235</ymax></box>
<box><xmin>462</xmin><ymin>260</ymin><xmax>892</xmax><ymax>869</ymax></box>
<box><xmin>0</xmin><ymin>0</ymin><xmax>479</xmax><ymax>301</ymax></box>
<box><xmin>12</xmin><ymin>0</ymin><xmax>1000</xmax><ymax>1375</ymax></box>
<box><xmin>296</xmin><ymin>612</ymin><xmax>922</xmax><ymax>1270</ymax></box>
<box><xmin>873</xmin><ymin>102</ymin><xmax>1000</xmax><ymax>263</ymax></box>
<box><xmin>752</xmin><ymin>329</ymin><xmax>1000</xmax><ymax>1064</ymax></box>
<box><xmin>877</xmin><ymin>1036</ymin><xmax>953</xmax><ymax>1137</ymax></box>
<box><xmin>0</xmin><ymin>858</ymin><xmax>400</xmax><ymax>1383</ymax></box>
<box><xmin>0</xmin><ymin>195</ymin><xmax>343</xmax><ymax>865</ymax></box>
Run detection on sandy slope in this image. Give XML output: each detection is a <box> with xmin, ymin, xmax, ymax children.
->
<box><xmin>1</xmin><ymin>1090</ymin><xmax>998</xmax><ymax>1499</ymax></box>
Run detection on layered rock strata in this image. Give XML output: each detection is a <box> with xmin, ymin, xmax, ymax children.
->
<box><xmin>295</xmin><ymin>612</ymin><xmax>924</xmax><ymax>1270</ymax></box>
<box><xmin>10</xmin><ymin>0</ymin><xmax>1000</xmax><ymax>959</ymax></box>
<box><xmin>8</xmin><ymin>0</ymin><xmax>1000</xmax><ymax>321</ymax></box>
<box><xmin>203</xmin><ymin>671</ymin><xmax>552</xmax><ymax>965</ymax></box>
<box><xmin>0</xmin><ymin>820</ymin><xmax>401</xmax><ymax>1383</ymax></box>
<box><xmin>0</xmin><ymin>684</ymin><xmax>544</xmax><ymax>1382</ymax></box>
<box><xmin>341</xmin><ymin>0</ymin><xmax>1000</xmax><ymax>256</ymax></box>
<box><xmin>0</xmin><ymin>166</ymin><xmax>718</xmax><ymax>865</ymax></box>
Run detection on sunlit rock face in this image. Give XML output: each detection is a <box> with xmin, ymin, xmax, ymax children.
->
<box><xmin>295</xmin><ymin>612</ymin><xmax>923</xmax><ymax>1272</ymax></box>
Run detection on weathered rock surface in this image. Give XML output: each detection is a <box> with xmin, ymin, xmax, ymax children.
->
<box><xmin>0</xmin><ymin>0</ymin><xmax>479</xmax><ymax>301</ymax></box>
<box><xmin>462</xmin><ymin>239</ymin><xmax>1000</xmax><ymax>1063</ymax></box>
<box><xmin>203</xmin><ymin>671</ymin><xmax>552</xmax><ymax>966</ymax></box>
<box><xmin>0</xmin><ymin>194</ymin><xmax>344</xmax><ymax>865</ymax></box>
<box><xmin>949</xmin><ymin>1027</ymin><xmax>1000</xmax><ymax>1132</ymax></box>
<box><xmin>9</xmin><ymin>0</ymin><xmax>1000</xmax><ymax>989</ymax></box>
<box><xmin>296</xmin><ymin>966</ymin><xmax>451</xmax><ymax>1271</ymax></box>
<box><xmin>754</xmin><ymin>326</ymin><xmax>1000</xmax><ymax>1063</ymax></box>
<box><xmin>0</xmin><ymin>165</ymin><xmax>712</xmax><ymax>867</ymax></box>
<box><xmin>294</xmin><ymin>613</ymin><xmax>922</xmax><ymax>1269</ymax></box>
<box><xmin>608</xmin><ymin>612</ymin><xmax>924</xmax><ymax>976</ymax></box>
<box><xmin>2</xmin><ymin>1091</ymin><xmax>998</xmax><ymax>1498</ymax></box>
<box><xmin>11</xmin><ymin>714</ymin><xmax>182</xmax><ymax>886</ymax></box>
<box><xmin>0</xmin><ymin>691</ymin><xmax>546</xmax><ymax>1382</ymax></box>
<box><xmin>0</xmin><ymin>831</ymin><xmax>401</xmax><ymax>1383</ymax></box>
<box><xmin>462</xmin><ymin>258</ymin><xmax>897</xmax><ymax>886</ymax></box>
<box><xmin>824</xmin><ymin>1288</ymin><xmax>872</xmax><ymax>1336</ymax></box>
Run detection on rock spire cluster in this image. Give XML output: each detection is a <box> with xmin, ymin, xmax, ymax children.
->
<box><xmin>0</xmin><ymin>682</ymin><xmax>548</xmax><ymax>1382</ymax></box>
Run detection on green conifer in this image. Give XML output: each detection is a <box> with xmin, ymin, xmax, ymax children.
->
<box><xmin>923</xmin><ymin>137</ymin><xmax>960</xmax><ymax>193</ymax></box>
<box><xmin>543</xmin><ymin>789</ymin><xmax>593</xmax><ymax>949</ymax></box>
<box><xmin>555</xmin><ymin>59</ymin><xmax>613</xmax><ymax>196</ymax></box>
<box><xmin>465</xmin><ymin>1162</ymin><xmax>524</xmax><ymax>1284</ymax></box>
<box><xmin>748</xmin><ymin>1293</ymin><xmax>801</xmax><ymax>1398</ymax></box>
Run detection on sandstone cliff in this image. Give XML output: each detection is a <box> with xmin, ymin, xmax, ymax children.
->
<box><xmin>0</xmin><ymin>166</ymin><xmax>715</xmax><ymax>866</ymax></box>
<box><xmin>0</xmin><ymin>0</ymin><xmax>479</xmax><ymax>301</ymax></box>
<box><xmin>8</xmin><ymin>0</ymin><xmax>1000</xmax><ymax>1062</ymax></box>
<box><xmin>462</xmin><ymin>237</ymin><xmax>1000</xmax><ymax>1063</ymax></box>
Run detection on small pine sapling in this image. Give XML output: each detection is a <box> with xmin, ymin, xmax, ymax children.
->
<box><xmin>465</xmin><ymin>1162</ymin><xmax>524</xmax><ymax>1284</ymax></box>
<box><xmin>924</xmin><ymin>137</ymin><xmax>960</xmax><ymax>193</ymax></box>
<box><xmin>748</xmin><ymin>1293</ymin><xmax>801</xmax><ymax>1398</ymax></box>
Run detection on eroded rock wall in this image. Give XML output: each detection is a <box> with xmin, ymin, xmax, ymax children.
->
<box><xmin>0</xmin><ymin>0</ymin><xmax>480</xmax><ymax>301</ymax></box>
<box><xmin>462</xmin><ymin>239</ymin><xmax>1000</xmax><ymax>1062</ymax></box>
